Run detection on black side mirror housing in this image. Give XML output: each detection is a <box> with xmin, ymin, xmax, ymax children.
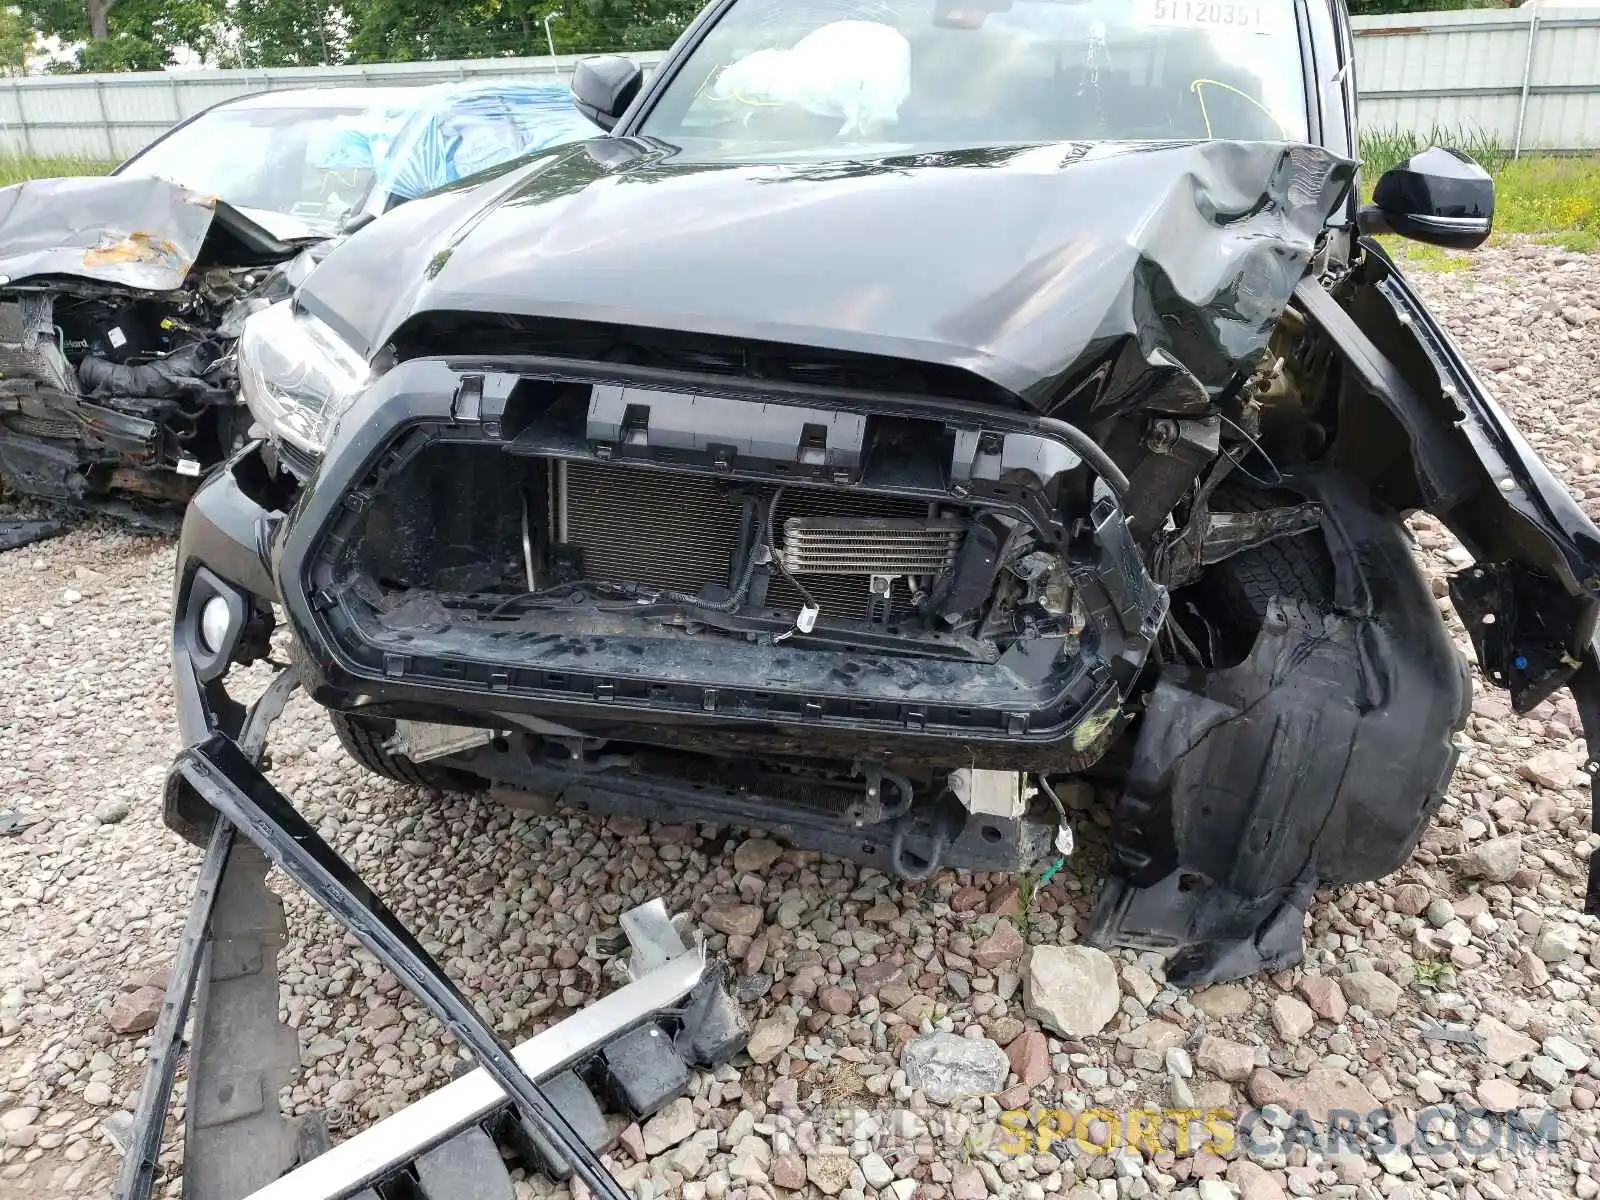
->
<box><xmin>1358</xmin><ymin>146</ymin><xmax>1495</xmax><ymax>250</ymax></box>
<box><xmin>571</xmin><ymin>56</ymin><xmax>644</xmax><ymax>132</ymax></box>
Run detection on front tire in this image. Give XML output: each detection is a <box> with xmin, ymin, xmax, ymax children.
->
<box><xmin>327</xmin><ymin>710</ymin><xmax>475</xmax><ymax>791</ymax></box>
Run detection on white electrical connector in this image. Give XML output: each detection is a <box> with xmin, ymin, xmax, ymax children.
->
<box><xmin>775</xmin><ymin>601</ymin><xmax>822</xmax><ymax>644</ymax></box>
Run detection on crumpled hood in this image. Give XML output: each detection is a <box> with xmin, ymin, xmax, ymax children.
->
<box><xmin>0</xmin><ymin>176</ymin><xmax>289</xmax><ymax>292</ymax></box>
<box><xmin>299</xmin><ymin>139</ymin><xmax>1355</xmax><ymax>409</ymax></box>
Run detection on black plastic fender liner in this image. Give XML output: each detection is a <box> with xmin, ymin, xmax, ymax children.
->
<box><xmin>1087</xmin><ymin>470</ymin><xmax>1470</xmax><ymax>987</ymax></box>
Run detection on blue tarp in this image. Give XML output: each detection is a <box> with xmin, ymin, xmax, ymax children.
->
<box><xmin>309</xmin><ymin>83</ymin><xmax>597</xmax><ymax>207</ymax></box>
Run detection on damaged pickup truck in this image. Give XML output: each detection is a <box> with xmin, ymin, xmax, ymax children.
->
<box><xmin>169</xmin><ymin>0</ymin><xmax>1600</xmax><ymax>1020</ymax></box>
<box><xmin>0</xmin><ymin>83</ymin><xmax>597</xmax><ymax>526</ymax></box>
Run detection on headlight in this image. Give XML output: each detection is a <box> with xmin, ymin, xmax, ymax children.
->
<box><xmin>238</xmin><ymin>300</ymin><xmax>371</xmax><ymax>456</ymax></box>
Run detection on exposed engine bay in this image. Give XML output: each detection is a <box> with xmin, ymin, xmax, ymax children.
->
<box><xmin>0</xmin><ymin>176</ymin><xmax>311</xmax><ymax>523</ymax></box>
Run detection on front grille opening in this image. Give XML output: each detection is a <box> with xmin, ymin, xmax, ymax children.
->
<box><xmin>350</xmin><ymin>444</ymin><xmax>976</xmax><ymax>626</ymax></box>
<box><xmin>343</xmin><ymin>441</ymin><xmax>1074</xmax><ymax>664</ymax></box>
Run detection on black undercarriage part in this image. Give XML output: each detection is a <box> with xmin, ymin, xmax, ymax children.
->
<box><xmin>1087</xmin><ymin>471</ymin><xmax>1470</xmax><ymax>986</ymax></box>
<box><xmin>128</xmin><ymin>667</ymin><xmax>743</xmax><ymax>1200</ymax></box>
<box><xmin>452</xmin><ymin>739</ymin><xmax>1060</xmax><ymax>881</ymax></box>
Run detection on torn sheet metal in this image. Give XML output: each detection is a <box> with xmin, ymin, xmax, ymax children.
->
<box><xmin>296</xmin><ymin>138</ymin><xmax>1356</xmax><ymax>414</ymax></box>
<box><xmin>0</xmin><ymin>177</ymin><xmax>244</xmax><ymax>292</ymax></box>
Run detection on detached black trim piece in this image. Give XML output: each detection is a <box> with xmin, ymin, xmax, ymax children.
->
<box><xmin>1569</xmin><ymin>657</ymin><xmax>1600</xmax><ymax>916</ymax></box>
<box><xmin>1349</xmin><ymin>246</ymin><xmax>1600</xmax><ymax>597</ymax></box>
<box><xmin>170</xmin><ymin>731</ymin><xmax>633</xmax><ymax>1200</ymax></box>
<box><xmin>114</xmin><ymin>821</ymin><xmax>235</xmax><ymax>1200</ymax></box>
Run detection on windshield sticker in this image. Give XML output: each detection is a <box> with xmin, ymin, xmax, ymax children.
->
<box><xmin>1131</xmin><ymin>0</ymin><xmax>1290</xmax><ymax>35</ymax></box>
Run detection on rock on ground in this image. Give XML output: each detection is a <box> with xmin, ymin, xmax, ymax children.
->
<box><xmin>1022</xmin><ymin>944</ymin><xmax>1119</xmax><ymax>1036</ymax></box>
<box><xmin>1338</xmin><ymin>970</ymin><xmax>1401</xmax><ymax>1017</ymax></box>
<box><xmin>901</xmin><ymin>1032</ymin><xmax>1010</xmax><ymax>1102</ymax></box>
<box><xmin>745</xmin><ymin>1009</ymin><xmax>796</xmax><ymax>1065</ymax></box>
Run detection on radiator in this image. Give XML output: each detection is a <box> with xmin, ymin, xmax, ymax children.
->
<box><xmin>555</xmin><ymin>461</ymin><xmax>955</xmax><ymax>621</ymax></box>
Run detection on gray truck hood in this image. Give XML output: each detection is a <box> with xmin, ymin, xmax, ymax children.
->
<box><xmin>298</xmin><ymin>138</ymin><xmax>1357</xmax><ymax>410</ymax></box>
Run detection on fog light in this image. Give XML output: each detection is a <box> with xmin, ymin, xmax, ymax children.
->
<box><xmin>199</xmin><ymin>595</ymin><xmax>232</xmax><ymax>654</ymax></box>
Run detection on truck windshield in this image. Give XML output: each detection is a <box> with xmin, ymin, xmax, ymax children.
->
<box><xmin>640</xmin><ymin>0</ymin><xmax>1309</xmax><ymax>156</ymax></box>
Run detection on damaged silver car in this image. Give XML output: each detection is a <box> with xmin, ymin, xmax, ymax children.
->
<box><xmin>0</xmin><ymin>83</ymin><xmax>597</xmax><ymax>527</ymax></box>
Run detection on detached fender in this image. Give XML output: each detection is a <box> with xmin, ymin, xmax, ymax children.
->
<box><xmin>1299</xmin><ymin>255</ymin><xmax>1600</xmax><ymax>711</ymax></box>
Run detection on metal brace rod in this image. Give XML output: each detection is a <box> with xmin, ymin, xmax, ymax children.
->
<box><xmin>172</xmin><ymin>731</ymin><xmax>631</xmax><ymax>1200</ymax></box>
<box><xmin>1568</xmin><ymin>651</ymin><xmax>1600</xmax><ymax>914</ymax></box>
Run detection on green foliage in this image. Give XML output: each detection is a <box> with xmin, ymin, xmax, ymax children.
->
<box><xmin>1346</xmin><ymin>0</ymin><xmax>1500</xmax><ymax>15</ymax></box>
<box><xmin>0</xmin><ymin>152</ymin><xmax>117</xmax><ymax>183</ymax></box>
<box><xmin>1493</xmin><ymin>155</ymin><xmax>1600</xmax><ymax>244</ymax></box>
<box><xmin>1009</xmin><ymin>874</ymin><xmax>1038</xmax><ymax>939</ymax></box>
<box><xmin>1388</xmin><ymin>241</ymin><xmax>1476</xmax><ymax>274</ymax></box>
<box><xmin>1361</xmin><ymin>125</ymin><xmax>1600</xmax><ymax>255</ymax></box>
<box><xmin>16</xmin><ymin>0</ymin><xmax>692</xmax><ymax>70</ymax></box>
<box><xmin>222</xmin><ymin>0</ymin><xmax>347</xmax><ymax>67</ymax></box>
<box><xmin>21</xmin><ymin>0</ymin><xmax>229</xmax><ymax>70</ymax></box>
<box><xmin>1410</xmin><ymin>954</ymin><xmax>1456</xmax><ymax>990</ymax></box>
<box><xmin>1359</xmin><ymin>122</ymin><xmax>1510</xmax><ymax>178</ymax></box>
<box><xmin>0</xmin><ymin>7</ymin><xmax>33</xmax><ymax>73</ymax></box>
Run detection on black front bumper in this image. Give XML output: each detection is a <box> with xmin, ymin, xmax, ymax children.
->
<box><xmin>179</xmin><ymin>358</ymin><xmax>1168</xmax><ymax>769</ymax></box>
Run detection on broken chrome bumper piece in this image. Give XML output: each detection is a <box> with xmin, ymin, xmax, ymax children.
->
<box><xmin>124</xmin><ymin>676</ymin><xmax>745</xmax><ymax>1200</ymax></box>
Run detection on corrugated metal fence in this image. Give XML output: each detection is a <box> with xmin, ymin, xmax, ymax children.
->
<box><xmin>0</xmin><ymin>52</ymin><xmax>665</xmax><ymax>160</ymax></box>
<box><xmin>1354</xmin><ymin>7</ymin><xmax>1600</xmax><ymax>155</ymax></box>
<box><xmin>1</xmin><ymin>10</ymin><xmax>1598</xmax><ymax>160</ymax></box>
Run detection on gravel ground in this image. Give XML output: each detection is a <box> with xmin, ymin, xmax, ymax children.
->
<box><xmin>3</xmin><ymin>239</ymin><xmax>1600</xmax><ymax>1200</ymax></box>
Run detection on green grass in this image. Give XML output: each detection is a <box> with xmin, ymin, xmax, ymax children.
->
<box><xmin>1491</xmin><ymin>156</ymin><xmax>1600</xmax><ymax>251</ymax></box>
<box><xmin>1360</xmin><ymin>123</ymin><xmax>1512</xmax><ymax>178</ymax></box>
<box><xmin>1360</xmin><ymin>125</ymin><xmax>1600</xmax><ymax>263</ymax></box>
<box><xmin>0</xmin><ymin>153</ymin><xmax>118</xmax><ymax>185</ymax></box>
<box><xmin>1389</xmin><ymin>242</ymin><xmax>1477</xmax><ymax>274</ymax></box>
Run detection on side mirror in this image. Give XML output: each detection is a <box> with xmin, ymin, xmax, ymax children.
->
<box><xmin>571</xmin><ymin>56</ymin><xmax>643</xmax><ymax>132</ymax></box>
<box><xmin>1358</xmin><ymin>146</ymin><xmax>1494</xmax><ymax>250</ymax></box>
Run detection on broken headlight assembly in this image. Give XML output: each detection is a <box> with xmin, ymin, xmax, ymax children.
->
<box><xmin>237</xmin><ymin>299</ymin><xmax>371</xmax><ymax>457</ymax></box>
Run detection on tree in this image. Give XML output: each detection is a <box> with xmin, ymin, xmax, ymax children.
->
<box><xmin>0</xmin><ymin>6</ymin><xmax>34</xmax><ymax>73</ymax></box>
<box><xmin>226</xmin><ymin>0</ymin><xmax>348</xmax><ymax>67</ymax></box>
<box><xmin>21</xmin><ymin>0</ymin><xmax>226</xmax><ymax>70</ymax></box>
<box><xmin>1346</xmin><ymin>0</ymin><xmax>1507</xmax><ymax>13</ymax></box>
<box><xmin>19</xmin><ymin>0</ymin><xmax>733</xmax><ymax>72</ymax></box>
